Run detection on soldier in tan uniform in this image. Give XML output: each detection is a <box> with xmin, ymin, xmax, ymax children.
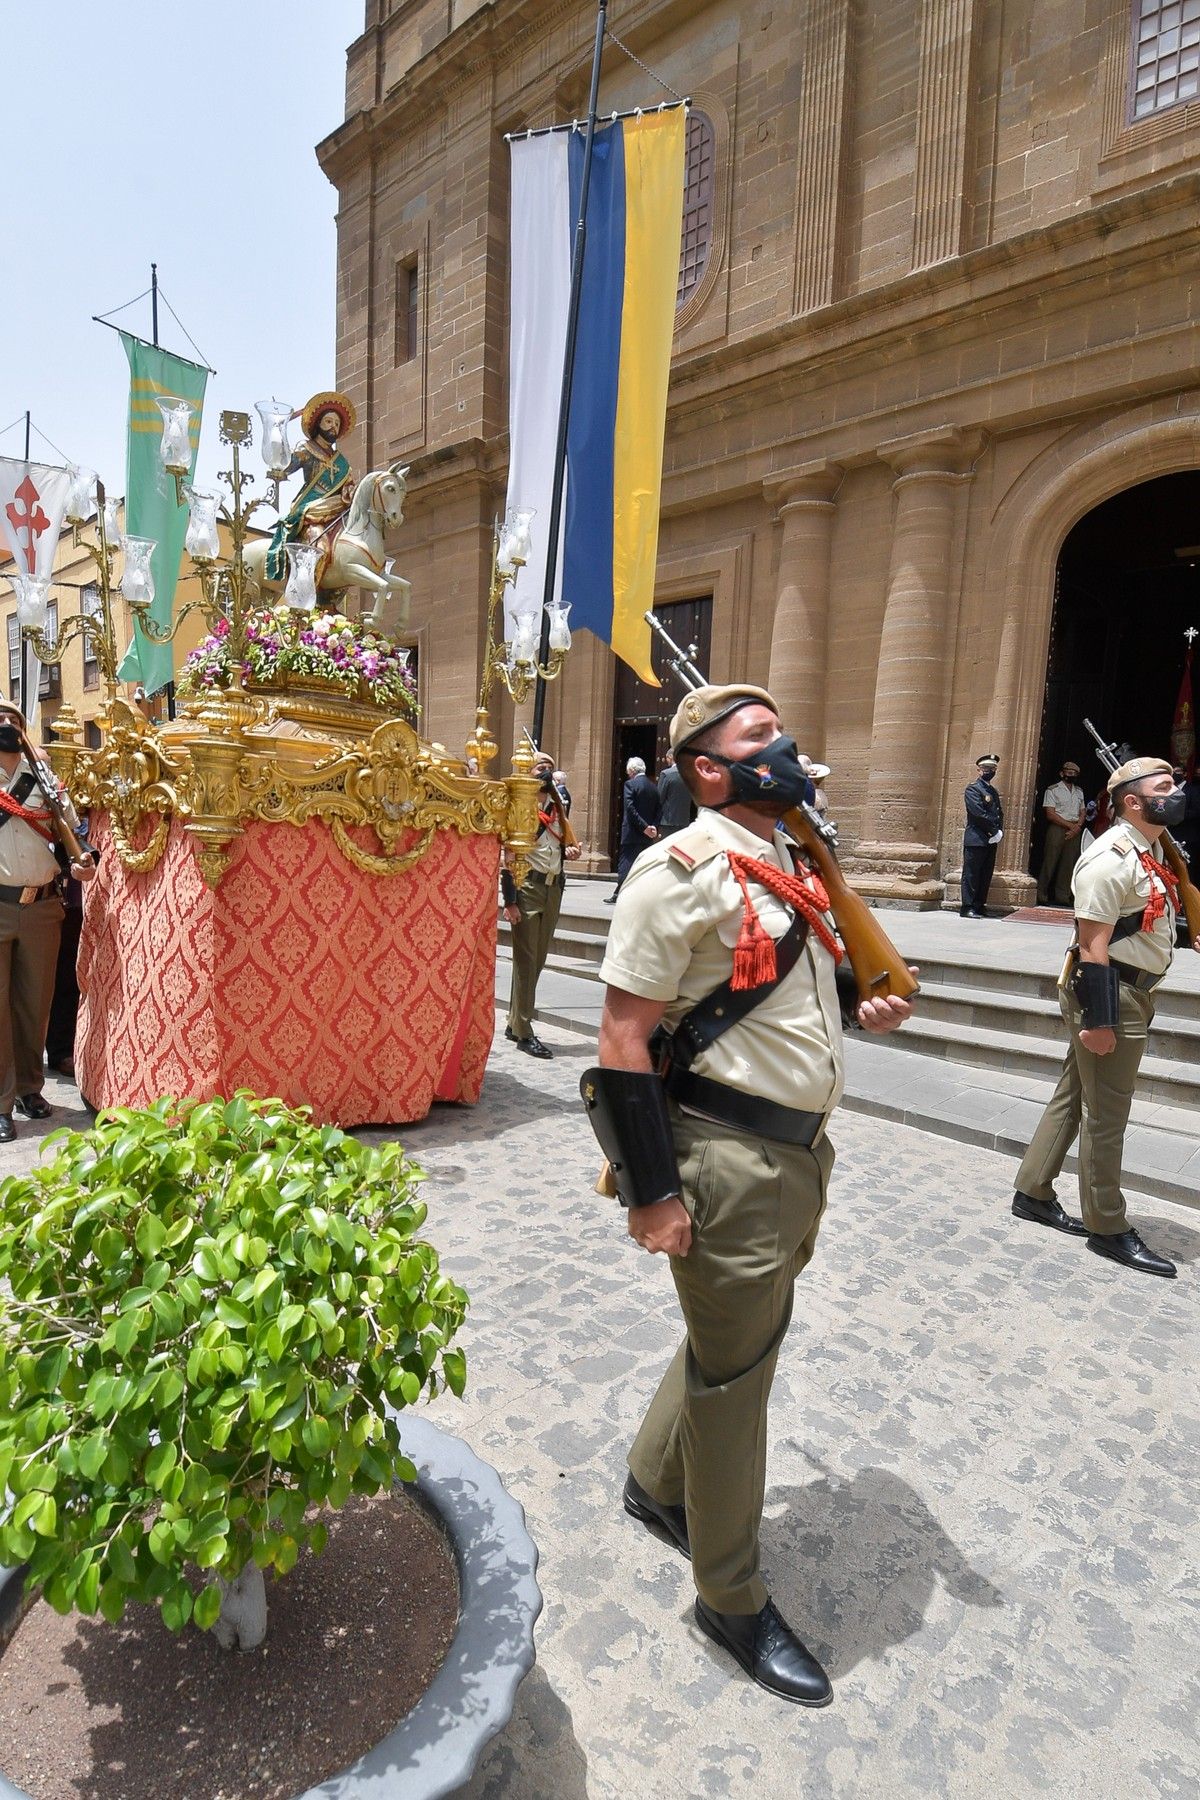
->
<box><xmin>580</xmin><ymin>684</ymin><xmax>914</xmax><ymax>1705</ymax></box>
<box><xmin>0</xmin><ymin>702</ymin><xmax>95</xmax><ymax>1142</ymax></box>
<box><xmin>1012</xmin><ymin>755</ymin><xmax>1195</xmax><ymax>1277</ymax></box>
<box><xmin>502</xmin><ymin>751</ymin><xmax>580</xmax><ymax>1058</ymax></box>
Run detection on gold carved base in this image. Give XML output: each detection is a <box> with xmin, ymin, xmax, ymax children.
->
<box><xmin>50</xmin><ymin>686</ymin><xmax>538</xmax><ymax>891</ymax></box>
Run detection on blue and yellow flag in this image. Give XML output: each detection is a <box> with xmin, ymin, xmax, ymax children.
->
<box><xmin>117</xmin><ymin>333</ymin><xmax>207</xmax><ymax>693</ymax></box>
<box><xmin>505</xmin><ymin>109</ymin><xmax>686</xmax><ymax>683</ymax></box>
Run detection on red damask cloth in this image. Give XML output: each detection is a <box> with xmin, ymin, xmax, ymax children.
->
<box><xmin>76</xmin><ymin>815</ymin><xmax>499</xmax><ymax>1127</ymax></box>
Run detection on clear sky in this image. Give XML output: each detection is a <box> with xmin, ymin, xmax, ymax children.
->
<box><xmin>0</xmin><ymin>2</ymin><xmax>363</xmax><ymax>495</ymax></box>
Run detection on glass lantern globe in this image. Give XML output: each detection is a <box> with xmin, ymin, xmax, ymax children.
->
<box><xmin>121</xmin><ymin>537</ymin><xmax>157</xmax><ymax>608</ymax></box>
<box><xmin>546</xmin><ymin>601</ymin><xmax>572</xmax><ymax>653</ymax></box>
<box><xmin>13</xmin><ymin>573</ymin><xmax>50</xmax><ymax>630</ymax></box>
<box><xmin>65</xmin><ymin>465</ymin><xmax>96</xmax><ymax>526</ymax></box>
<box><xmin>282</xmin><ymin>541</ymin><xmax>319</xmax><ymax>612</ymax></box>
<box><xmin>497</xmin><ymin>507</ymin><xmax>535</xmax><ymax>577</ymax></box>
<box><xmin>185</xmin><ymin>493</ymin><xmax>220</xmax><ymax>563</ymax></box>
<box><xmin>511</xmin><ymin>604</ymin><xmax>540</xmax><ymax>669</ymax></box>
<box><xmin>255</xmin><ymin>400</ymin><xmax>293</xmax><ymax>479</ymax></box>
<box><xmin>156</xmin><ymin>397</ymin><xmax>195</xmax><ymax>476</ymax></box>
<box><xmin>102</xmin><ymin>497</ymin><xmax>123</xmax><ymax>550</ymax></box>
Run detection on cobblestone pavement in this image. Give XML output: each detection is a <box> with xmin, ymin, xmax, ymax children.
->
<box><xmin>5</xmin><ymin>1042</ymin><xmax>1200</xmax><ymax>1799</ymax></box>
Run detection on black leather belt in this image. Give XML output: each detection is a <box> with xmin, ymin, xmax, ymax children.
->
<box><xmin>1113</xmin><ymin>962</ymin><xmax>1165</xmax><ymax>993</ymax></box>
<box><xmin>0</xmin><ymin>880</ymin><xmax>58</xmax><ymax>906</ymax></box>
<box><xmin>664</xmin><ymin>1064</ymin><xmax>824</xmax><ymax>1146</ymax></box>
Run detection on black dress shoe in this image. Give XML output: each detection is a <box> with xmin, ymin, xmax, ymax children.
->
<box><xmin>694</xmin><ymin>1597</ymin><xmax>833</xmax><ymax>1707</ymax></box>
<box><xmin>1012</xmin><ymin>1191</ymin><xmax>1088</xmax><ymax>1237</ymax></box>
<box><xmin>623</xmin><ymin>1473</ymin><xmax>690</xmax><ymax>1559</ymax></box>
<box><xmin>15</xmin><ymin>1093</ymin><xmax>51</xmax><ymax>1120</ymax></box>
<box><xmin>504</xmin><ymin>1027</ymin><xmax>515</xmax><ymax>1041</ymax></box>
<box><xmin>0</xmin><ymin>1115</ymin><xmax>15</xmax><ymax>1144</ymax></box>
<box><xmin>514</xmin><ymin>1035</ymin><xmax>554</xmax><ymax>1059</ymax></box>
<box><xmin>1088</xmin><ymin>1229</ymin><xmax>1176</xmax><ymax>1279</ymax></box>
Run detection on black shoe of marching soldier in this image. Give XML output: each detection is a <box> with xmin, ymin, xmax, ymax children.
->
<box><xmin>1011</xmin><ymin>1191</ymin><xmax>1088</xmax><ymax>1237</ymax></box>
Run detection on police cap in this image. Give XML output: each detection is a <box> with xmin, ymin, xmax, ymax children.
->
<box><xmin>670</xmin><ymin>684</ymin><xmax>778</xmax><ymax>754</ymax></box>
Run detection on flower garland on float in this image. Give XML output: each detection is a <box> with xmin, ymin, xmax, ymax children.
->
<box><xmin>178</xmin><ymin>606</ymin><xmax>419</xmax><ymax>716</ymax></box>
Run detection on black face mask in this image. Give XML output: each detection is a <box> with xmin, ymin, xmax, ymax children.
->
<box><xmin>0</xmin><ymin>727</ymin><xmax>21</xmax><ymax>752</ymax></box>
<box><xmin>1141</xmin><ymin>789</ymin><xmax>1186</xmax><ymax>829</ymax></box>
<box><xmin>706</xmin><ymin>734</ymin><xmax>811</xmax><ymax>811</ymax></box>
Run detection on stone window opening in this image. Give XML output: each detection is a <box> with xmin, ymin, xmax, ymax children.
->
<box><xmin>1130</xmin><ymin>0</ymin><xmax>1200</xmax><ymax>120</ymax></box>
<box><xmin>6</xmin><ymin>615</ymin><xmax>18</xmax><ymax>700</ymax></box>
<box><xmin>396</xmin><ymin>257</ymin><xmax>421</xmax><ymax>365</ymax></box>
<box><xmin>82</xmin><ymin>584</ymin><xmax>100</xmax><ymax>691</ymax></box>
<box><xmin>677</xmin><ymin>110</ymin><xmax>715</xmax><ymax>309</ymax></box>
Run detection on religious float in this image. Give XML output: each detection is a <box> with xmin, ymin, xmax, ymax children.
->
<box><xmin>25</xmin><ymin>394</ymin><xmax>560</xmax><ymax>1127</ymax></box>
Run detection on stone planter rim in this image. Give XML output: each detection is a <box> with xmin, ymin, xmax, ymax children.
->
<box><xmin>0</xmin><ymin>1412</ymin><xmax>541</xmax><ymax>1800</ymax></box>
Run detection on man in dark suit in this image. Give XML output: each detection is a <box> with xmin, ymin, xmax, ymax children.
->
<box><xmin>605</xmin><ymin>757</ymin><xmax>662</xmax><ymax>903</ymax></box>
<box><xmin>656</xmin><ymin>750</ymin><xmax>693</xmax><ymax>838</ymax></box>
<box><xmin>961</xmin><ymin>753</ymin><xmax>1004</xmax><ymax>917</ymax></box>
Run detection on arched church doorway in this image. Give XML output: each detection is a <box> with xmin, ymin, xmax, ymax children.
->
<box><xmin>1031</xmin><ymin>470</ymin><xmax>1200</xmax><ymax>885</ymax></box>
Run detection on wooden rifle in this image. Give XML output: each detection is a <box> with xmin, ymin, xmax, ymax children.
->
<box><xmin>0</xmin><ymin>703</ymin><xmax>93</xmax><ymax>872</ymax></box>
<box><xmin>643</xmin><ymin>613</ymin><xmax>919</xmax><ymax>1002</ymax></box>
<box><xmin>1082</xmin><ymin>717</ymin><xmax>1200</xmax><ymax>946</ymax></box>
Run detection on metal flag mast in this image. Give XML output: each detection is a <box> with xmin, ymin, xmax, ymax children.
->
<box><xmin>529</xmin><ymin>0</ymin><xmax>608</xmax><ymax>751</ymax></box>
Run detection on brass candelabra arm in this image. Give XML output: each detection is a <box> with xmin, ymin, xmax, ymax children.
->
<box><xmin>126</xmin><ymin>592</ymin><xmax>220</xmax><ymax>647</ymax></box>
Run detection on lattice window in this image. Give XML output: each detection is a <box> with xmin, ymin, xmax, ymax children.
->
<box><xmin>1130</xmin><ymin>0</ymin><xmax>1200</xmax><ymax>119</ymax></box>
<box><xmin>37</xmin><ymin>601</ymin><xmax>60</xmax><ymax>700</ymax></box>
<box><xmin>6</xmin><ymin>615</ymin><xmax>18</xmax><ymax>699</ymax></box>
<box><xmin>677</xmin><ymin>111</ymin><xmax>715</xmax><ymax>309</ymax></box>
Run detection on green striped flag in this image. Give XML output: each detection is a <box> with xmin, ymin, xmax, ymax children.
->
<box><xmin>117</xmin><ymin>332</ymin><xmax>208</xmax><ymax>693</ymax></box>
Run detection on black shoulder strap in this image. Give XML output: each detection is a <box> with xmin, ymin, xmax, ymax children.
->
<box><xmin>0</xmin><ymin>771</ymin><xmax>38</xmax><ymax>834</ymax></box>
<box><xmin>663</xmin><ymin>909</ymin><xmax>811</xmax><ymax>1074</ymax></box>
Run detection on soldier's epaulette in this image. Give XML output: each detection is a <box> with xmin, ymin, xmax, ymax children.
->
<box><xmin>665</xmin><ymin>823</ymin><xmax>725</xmax><ymax>870</ymax></box>
<box><xmin>1109</xmin><ymin>834</ymin><xmax>1135</xmax><ymax>857</ymax></box>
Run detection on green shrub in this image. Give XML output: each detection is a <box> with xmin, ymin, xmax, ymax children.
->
<box><xmin>0</xmin><ymin>1093</ymin><xmax>467</xmax><ymax>1635</ymax></box>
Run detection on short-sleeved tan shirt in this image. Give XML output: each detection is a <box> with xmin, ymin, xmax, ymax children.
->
<box><xmin>599</xmin><ymin>808</ymin><xmax>844</xmax><ymax>1116</ymax></box>
<box><xmin>1071</xmin><ymin>820</ymin><xmax>1175</xmax><ymax>976</ymax></box>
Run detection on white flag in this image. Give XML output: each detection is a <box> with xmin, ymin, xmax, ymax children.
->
<box><xmin>0</xmin><ymin>458</ymin><xmax>71</xmax><ymax>580</ymax></box>
<box><xmin>0</xmin><ymin>458</ymin><xmax>72</xmax><ymax>729</ymax></box>
<box><xmin>504</xmin><ymin>133</ymin><xmax>572</xmax><ymax>642</ymax></box>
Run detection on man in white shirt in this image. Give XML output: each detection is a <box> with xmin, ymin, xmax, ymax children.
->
<box><xmin>1038</xmin><ymin>759</ymin><xmax>1086</xmax><ymax>906</ymax></box>
<box><xmin>0</xmin><ymin>704</ymin><xmax>95</xmax><ymax>1141</ymax></box>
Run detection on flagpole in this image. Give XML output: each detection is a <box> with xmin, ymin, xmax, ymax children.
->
<box><xmin>19</xmin><ymin>413</ymin><xmax>31</xmax><ymax>724</ymax></box>
<box><xmin>149</xmin><ymin>263</ymin><xmax>180</xmax><ymax>723</ymax></box>
<box><xmin>529</xmin><ymin>0</ymin><xmax>608</xmax><ymax>751</ymax></box>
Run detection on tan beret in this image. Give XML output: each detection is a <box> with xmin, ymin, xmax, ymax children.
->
<box><xmin>1107</xmin><ymin>756</ymin><xmax>1173</xmax><ymax>795</ymax></box>
<box><xmin>670</xmin><ymin>684</ymin><xmax>778</xmax><ymax>753</ymax></box>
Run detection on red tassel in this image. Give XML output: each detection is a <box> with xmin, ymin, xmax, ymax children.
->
<box><xmin>731</xmin><ymin>910</ymin><xmax>778</xmax><ymax>991</ymax></box>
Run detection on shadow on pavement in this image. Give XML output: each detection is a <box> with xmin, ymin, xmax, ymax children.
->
<box><xmin>762</xmin><ymin>1465</ymin><xmax>1004</xmax><ymax>1680</ymax></box>
<box><xmin>1134</xmin><ymin>1215</ymin><xmax>1200</xmax><ymax>1264</ymax></box>
<box><xmin>456</xmin><ymin>1665</ymin><xmax>589</xmax><ymax>1799</ymax></box>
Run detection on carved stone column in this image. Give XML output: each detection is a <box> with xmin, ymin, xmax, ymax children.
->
<box><xmin>911</xmin><ymin>0</ymin><xmax>979</xmax><ymax>269</ymax></box>
<box><xmin>793</xmin><ymin>0</ymin><xmax>857</xmax><ymax>313</ymax></box>
<box><xmin>765</xmin><ymin>462</ymin><xmax>843</xmax><ymax>755</ymax></box>
<box><xmin>853</xmin><ymin>426</ymin><xmax>983</xmax><ymax>902</ymax></box>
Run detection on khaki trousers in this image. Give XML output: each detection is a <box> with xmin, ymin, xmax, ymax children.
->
<box><xmin>1038</xmin><ymin>825</ymin><xmax>1081</xmax><ymax>906</ymax></box>
<box><xmin>1014</xmin><ymin>982</ymin><xmax>1153</xmax><ymax>1235</ymax></box>
<box><xmin>628</xmin><ymin>1107</ymin><xmax>833</xmax><ymax>1615</ymax></box>
<box><xmin>0</xmin><ymin>895</ymin><xmax>63</xmax><ymax>1116</ymax></box>
<box><xmin>506</xmin><ymin>869</ymin><xmax>564</xmax><ymax>1040</ymax></box>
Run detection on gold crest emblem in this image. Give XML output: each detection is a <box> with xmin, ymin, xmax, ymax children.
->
<box><xmin>683</xmin><ymin>696</ymin><xmax>706</xmax><ymax>726</ymax></box>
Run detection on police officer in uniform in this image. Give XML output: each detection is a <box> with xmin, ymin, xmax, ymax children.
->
<box><xmin>961</xmin><ymin>753</ymin><xmax>1004</xmax><ymax>917</ymax></box>
<box><xmin>580</xmin><ymin>684</ymin><xmax>914</xmax><ymax>1705</ymax></box>
<box><xmin>1012</xmin><ymin>756</ymin><xmax>1194</xmax><ymax>1277</ymax></box>
<box><xmin>0</xmin><ymin>702</ymin><xmax>95</xmax><ymax>1141</ymax></box>
<box><xmin>502</xmin><ymin>751</ymin><xmax>580</xmax><ymax>1059</ymax></box>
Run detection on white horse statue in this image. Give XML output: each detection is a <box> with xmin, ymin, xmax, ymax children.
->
<box><xmin>243</xmin><ymin>463</ymin><xmax>412</xmax><ymax>628</ymax></box>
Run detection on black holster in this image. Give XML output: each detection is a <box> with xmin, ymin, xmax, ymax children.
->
<box><xmin>580</xmin><ymin>1067</ymin><xmax>681</xmax><ymax>1210</ymax></box>
<box><xmin>1072</xmin><ymin>959</ymin><xmax>1121</xmax><ymax>1031</ymax></box>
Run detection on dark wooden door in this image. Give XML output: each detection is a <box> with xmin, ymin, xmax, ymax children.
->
<box><xmin>609</xmin><ymin>597</ymin><xmax>712</xmax><ymax>866</ymax></box>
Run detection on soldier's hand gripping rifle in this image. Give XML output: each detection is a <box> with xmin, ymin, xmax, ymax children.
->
<box><xmin>643</xmin><ymin>613</ymin><xmax>919</xmax><ymax>1002</ymax></box>
<box><xmin>1082</xmin><ymin>716</ymin><xmax>1200</xmax><ymax>947</ymax></box>
<box><xmin>0</xmin><ymin>701</ymin><xmax>95</xmax><ymax>875</ymax></box>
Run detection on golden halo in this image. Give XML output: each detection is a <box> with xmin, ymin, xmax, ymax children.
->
<box><xmin>301</xmin><ymin>391</ymin><xmax>357</xmax><ymax>440</ymax></box>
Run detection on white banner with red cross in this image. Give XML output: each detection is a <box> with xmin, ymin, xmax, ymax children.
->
<box><xmin>0</xmin><ymin>457</ymin><xmax>70</xmax><ymax>580</ymax></box>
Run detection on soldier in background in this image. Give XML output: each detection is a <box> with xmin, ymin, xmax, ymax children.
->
<box><xmin>502</xmin><ymin>751</ymin><xmax>580</xmax><ymax>1059</ymax></box>
<box><xmin>1012</xmin><ymin>756</ymin><xmax>1193</xmax><ymax>1277</ymax></box>
<box><xmin>1038</xmin><ymin>759</ymin><xmax>1086</xmax><ymax>906</ymax></box>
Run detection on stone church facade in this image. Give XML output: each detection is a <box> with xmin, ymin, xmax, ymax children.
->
<box><xmin>318</xmin><ymin>0</ymin><xmax>1200</xmax><ymax>904</ymax></box>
